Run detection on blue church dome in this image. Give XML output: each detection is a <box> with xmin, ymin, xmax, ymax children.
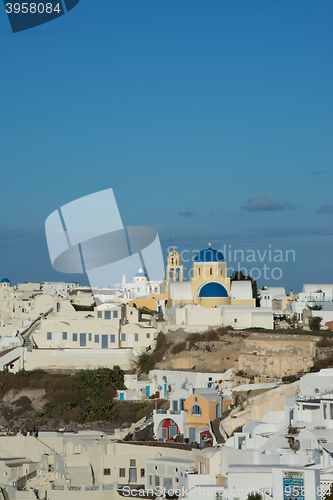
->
<box><xmin>134</xmin><ymin>268</ymin><xmax>148</xmax><ymax>278</ymax></box>
<box><xmin>194</xmin><ymin>246</ymin><xmax>224</xmax><ymax>263</ymax></box>
<box><xmin>1</xmin><ymin>278</ymin><xmax>10</xmax><ymax>283</ymax></box>
<box><xmin>199</xmin><ymin>282</ymin><xmax>229</xmax><ymax>298</ymax></box>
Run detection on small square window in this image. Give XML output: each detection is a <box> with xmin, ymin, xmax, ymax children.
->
<box><xmin>62</xmin><ymin>332</ymin><xmax>67</xmax><ymax>340</ymax></box>
<box><xmin>135</xmin><ymin>333</ymin><xmax>138</xmax><ymax>342</ymax></box>
<box><xmin>130</xmin><ymin>459</ymin><xmax>136</xmax><ymax>467</ymax></box>
<box><xmin>97</xmin><ymin>311</ymin><xmax>102</xmax><ymax>318</ymax></box>
<box><xmin>119</xmin><ymin>468</ymin><xmax>125</xmax><ymax>478</ymax></box>
<box><xmin>113</xmin><ymin>311</ymin><xmax>118</xmax><ymax>318</ymax></box>
<box><xmin>73</xmin><ymin>333</ymin><xmax>77</xmax><ymax>342</ymax></box>
<box><xmin>95</xmin><ymin>335</ymin><xmax>99</xmax><ymax>343</ymax></box>
<box><xmin>122</xmin><ymin>333</ymin><xmax>126</xmax><ymax>342</ymax></box>
<box><xmin>105</xmin><ymin>311</ymin><xmax>111</xmax><ymax>320</ymax></box>
<box><xmin>111</xmin><ymin>334</ymin><xmax>115</xmax><ymax>343</ymax></box>
<box><xmin>194</xmin><ymin>397</ymin><xmax>198</xmax><ymax>402</ymax></box>
<box><xmin>104</xmin><ymin>468</ymin><xmax>110</xmax><ymax>476</ymax></box>
<box><xmin>47</xmin><ymin>332</ymin><xmax>52</xmax><ymax>340</ymax></box>
<box><xmin>147</xmin><ymin>333</ymin><xmax>150</xmax><ymax>339</ymax></box>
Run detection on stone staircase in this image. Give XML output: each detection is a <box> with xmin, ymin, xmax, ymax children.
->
<box><xmin>211</xmin><ymin>418</ymin><xmax>225</xmax><ymax>445</ymax></box>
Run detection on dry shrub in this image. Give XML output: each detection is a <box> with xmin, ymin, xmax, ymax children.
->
<box><xmin>1</xmin><ymin>407</ymin><xmax>14</xmax><ymax>422</ymax></box>
<box><xmin>11</xmin><ymin>396</ymin><xmax>33</xmax><ymax>415</ymax></box>
<box><xmin>171</xmin><ymin>342</ymin><xmax>187</xmax><ymax>355</ymax></box>
<box><xmin>316</xmin><ymin>337</ymin><xmax>332</xmax><ymax>348</ymax></box>
<box><xmin>186</xmin><ymin>332</ymin><xmax>202</xmax><ymax>345</ymax></box>
<box><xmin>136</xmin><ymin>352</ymin><xmax>156</xmax><ymax>374</ymax></box>
<box><xmin>11</xmin><ymin>396</ymin><xmax>32</xmax><ymax>408</ymax></box>
<box><xmin>203</xmin><ymin>330</ymin><xmax>219</xmax><ymax>342</ymax></box>
<box><xmin>136</xmin><ymin>332</ymin><xmax>170</xmax><ymax>374</ymax></box>
<box><xmin>311</xmin><ymin>356</ymin><xmax>333</xmax><ymax>372</ymax></box>
<box><xmin>186</xmin><ymin>329</ymin><xmax>221</xmax><ymax>346</ymax></box>
<box><xmin>216</xmin><ymin>326</ymin><xmax>231</xmax><ymax>335</ymax></box>
<box><xmin>114</xmin><ymin>401</ymin><xmax>136</xmax><ymax>423</ymax></box>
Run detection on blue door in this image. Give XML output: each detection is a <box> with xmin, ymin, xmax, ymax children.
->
<box><xmin>80</xmin><ymin>333</ymin><xmax>86</xmax><ymax>347</ymax></box>
<box><xmin>189</xmin><ymin>427</ymin><xmax>196</xmax><ymax>443</ymax></box>
<box><xmin>119</xmin><ymin>393</ymin><xmax>124</xmax><ymax>400</ymax></box>
<box><xmin>102</xmin><ymin>335</ymin><xmax>108</xmax><ymax>349</ymax></box>
<box><xmin>146</xmin><ymin>386</ymin><xmax>150</xmax><ymax>398</ymax></box>
<box><xmin>164</xmin><ymin>384</ymin><xmax>167</xmax><ymax>397</ymax></box>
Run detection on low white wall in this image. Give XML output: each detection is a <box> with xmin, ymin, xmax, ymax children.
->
<box><xmin>158</xmin><ymin>323</ymin><xmax>210</xmax><ymax>333</ymax></box>
<box><xmin>24</xmin><ymin>348</ymin><xmax>134</xmax><ymax>371</ymax></box>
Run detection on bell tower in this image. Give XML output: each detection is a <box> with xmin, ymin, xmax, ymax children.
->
<box><xmin>166</xmin><ymin>248</ymin><xmax>183</xmax><ymax>282</ymax></box>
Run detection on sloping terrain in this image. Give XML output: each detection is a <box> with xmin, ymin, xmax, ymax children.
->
<box><xmin>154</xmin><ymin>329</ymin><xmax>321</xmax><ymax>377</ymax></box>
<box><xmin>0</xmin><ymin>367</ymin><xmax>165</xmax><ymax>433</ymax></box>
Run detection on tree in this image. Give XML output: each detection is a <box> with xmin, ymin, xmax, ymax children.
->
<box><xmin>308</xmin><ymin>304</ymin><xmax>323</xmax><ymax>311</ymax></box>
<box><xmin>286</xmin><ymin>314</ymin><xmax>298</xmax><ymax>329</ymax></box>
<box><xmin>247</xmin><ymin>493</ymin><xmax>262</xmax><ymax>500</ymax></box>
<box><xmin>323</xmin><ymin>483</ymin><xmax>333</xmax><ymax>500</ymax></box>
<box><xmin>231</xmin><ymin>270</ymin><xmax>259</xmax><ymax>299</ymax></box>
<box><xmin>309</xmin><ymin>316</ymin><xmax>322</xmax><ymax>331</ymax></box>
<box><xmin>288</xmin><ymin>436</ymin><xmax>300</xmax><ymax>453</ymax></box>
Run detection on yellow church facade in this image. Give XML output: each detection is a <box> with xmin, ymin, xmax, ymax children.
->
<box><xmin>129</xmin><ymin>245</ymin><xmax>255</xmax><ymax>310</ymax></box>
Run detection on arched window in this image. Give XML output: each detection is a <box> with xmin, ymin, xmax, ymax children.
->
<box><xmin>191</xmin><ymin>405</ymin><xmax>202</xmax><ymax>416</ymax></box>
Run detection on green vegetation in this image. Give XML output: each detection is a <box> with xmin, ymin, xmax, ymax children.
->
<box><xmin>246</xmin><ymin>493</ymin><xmax>262</xmax><ymax>500</ymax></box>
<box><xmin>244</xmin><ymin>327</ymin><xmax>264</xmax><ymax>331</ymax></box>
<box><xmin>136</xmin><ymin>332</ymin><xmax>170</xmax><ymax>374</ymax></box>
<box><xmin>241</xmin><ymin>327</ymin><xmax>331</xmax><ymax>337</ymax></box>
<box><xmin>286</xmin><ymin>313</ymin><xmax>298</xmax><ymax>329</ymax></box>
<box><xmin>171</xmin><ymin>341</ymin><xmax>187</xmax><ymax>355</ymax></box>
<box><xmin>77</xmin><ymin>366</ymin><xmax>125</xmax><ymax>396</ymax></box>
<box><xmin>309</xmin><ymin>316</ymin><xmax>322</xmax><ymax>331</ymax></box>
<box><xmin>287</xmin><ymin>436</ymin><xmax>300</xmax><ymax>453</ymax></box>
<box><xmin>137</xmin><ymin>306</ymin><xmax>156</xmax><ymax>315</ymax></box>
<box><xmin>0</xmin><ymin>366</ymin><xmax>163</xmax><ymax>429</ymax></box>
<box><xmin>230</xmin><ymin>425</ymin><xmax>243</xmax><ymax>436</ymax></box>
<box><xmin>308</xmin><ymin>305</ymin><xmax>323</xmax><ymax>310</ymax></box>
<box><xmin>71</xmin><ymin>301</ymin><xmax>96</xmax><ymax>311</ymax></box>
<box><xmin>287</xmin><ymin>425</ymin><xmax>299</xmax><ymax>435</ymax></box>
<box><xmin>324</xmin><ymin>484</ymin><xmax>333</xmax><ymax>500</ymax></box>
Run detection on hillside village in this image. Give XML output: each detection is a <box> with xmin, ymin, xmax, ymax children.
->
<box><xmin>0</xmin><ymin>247</ymin><xmax>333</xmax><ymax>499</ymax></box>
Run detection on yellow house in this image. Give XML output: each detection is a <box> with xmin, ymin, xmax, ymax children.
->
<box><xmin>184</xmin><ymin>392</ymin><xmax>220</xmax><ymax>447</ymax></box>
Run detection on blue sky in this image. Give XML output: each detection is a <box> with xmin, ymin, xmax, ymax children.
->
<box><xmin>0</xmin><ymin>0</ymin><xmax>332</xmax><ymax>291</ymax></box>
